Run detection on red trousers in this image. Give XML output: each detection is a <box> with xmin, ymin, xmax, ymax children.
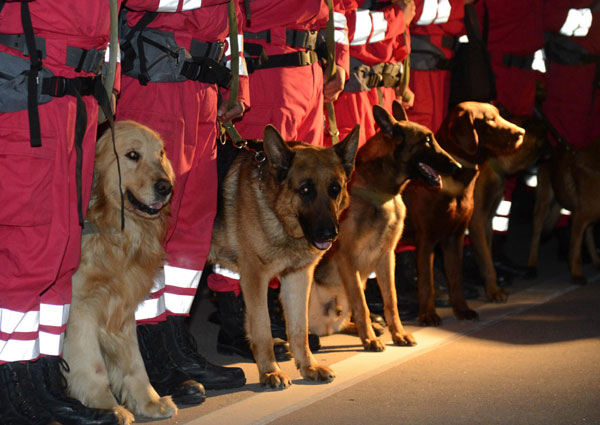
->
<box><xmin>0</xmin><ymin>97</ymin><xmax>98</xmax><ymax>362</ymax></box>
<box><xmin>407</xmin><ymin>69</ymin><xmax>451</xmax><ymax>133</ymax></box>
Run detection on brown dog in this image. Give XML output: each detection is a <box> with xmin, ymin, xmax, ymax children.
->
<box><xmin>469</xmin><ymin>115</ymin><xmax>547</xmax><ymax>301</ymax></box>
<box><xmin>402</xmin><ymin>102</ymin><xmax>525</xmax><ymax>326</ymax></box>
<box><xmin>527</xmin><ymin>138</ymin><xmax>600</xmax><ymax>285</ymax></box>
<box><xmin>208</xmin><ymin>124</ymin><xmax>359</xmax><ymax>388</ymax></box>
<box><xmin>63</xmin><ymin>121</ymin><xmax>177</xmax><ymax>424</ymax></box>
<box><xmin>309</xmin><ymin>103</ymin><xmax>460</xmax><ymax>351</ymax></box>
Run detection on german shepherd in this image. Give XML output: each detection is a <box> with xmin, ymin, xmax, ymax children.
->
<box><xmin>63</xmin><ymin>121</ymin><xmax>178</xmax><ymax>424</ymax></box>
<box><xmin>308</xmin><ymin>102</ymin><xmax>460</xmax><ymax>351</ymax></box>
<box><xmin>208</xmin><ymin>124</ymin><xmax>359</xmax><ymax>388</ymax></box>
<box><xmin>527</xmin><ymin>137</ymin><xmax>600</xmax><ymax>285</ymax></box>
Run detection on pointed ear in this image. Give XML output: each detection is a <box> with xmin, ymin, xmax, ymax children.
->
<box><xmin>373</xmin><ymin>104</ymin><xmax>396</xmax><ymax>137</ymax></box>
<box><xmin>263</xmin><ymin>124</ymin><xmax>294</xmax><ymax>182</ymax></box>
<box><xmin>333</xmin><ymin>125</ymin><xmax>359</xmax><ymax>177</ymax></box>
<box><xmin>392</xmin><ymin>100</ymin><xmax>408</xmax><ymax>122</ymax></box>
<box><xmin>451</xmin><ymin>109</ymin><xmax>478</xmax><ymax>155</ymax></box>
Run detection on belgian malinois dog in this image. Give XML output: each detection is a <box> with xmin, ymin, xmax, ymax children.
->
<box><xmin>209</xmin><ymin>124</ymin><xmax>359</xmax><ymax>389</ymax></box>
<box><xmin>308</xmin><ymin>102</ymin><xmax>460</xmax><ymax>351</ymax></box>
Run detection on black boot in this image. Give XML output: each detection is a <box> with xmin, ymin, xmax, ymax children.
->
<box><xmin>215</xmin><ymin>291</ymin><xmax>291</xmax><ymax>361</ymax></box>
<box><xmin>26</xmin><ymin>357</ymin><xmax>119</xmax><ymax>425</ymax></box>
<box><xmin>137</xmin><ymin>324</ymin><xmax>206</xmax><ymax>407</ymax></box>
<box><xmin>0</xmin><ymin>361</ymin><xmax>62</xmax><ymax>425</ymax></box>
<box><xmin>268</xmin><ymin>287</ymin><xmax>321</xmax><ymax>353</ymax></box>
<box><xmin>162</xmin><ymin>316</ymin><xmax>246</xmax><ymax>390</ymax></box>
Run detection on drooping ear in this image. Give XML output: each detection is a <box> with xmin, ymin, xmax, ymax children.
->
<box><xmin>263</xmin><ymin>124</ymin><xmax>294</xmax><ymax>182</ymax></box>
<box><xmin>373</xmin><ymin>104</ymin><xmax>396</xmax><ymax>137</ymax></box>
<box><xmin>332</xmin><ymin>125</ymin><xmax>360</xmax><ymax>177</ymax></box>
<box><xmin>451</xmin><ymin>108</ymin><xmax>478</xmax><ymax>155</ymax></box>
<box><xmin>391</xmin><ymin>100</ymin><xmax>408</xmax><ymax>122</ymax></box>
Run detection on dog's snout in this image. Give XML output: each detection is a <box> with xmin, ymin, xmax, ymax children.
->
<box><xmin>319</xmin><ymin>223</ymin><xmax>338</xmax><ymax>242</ymax></box>
<box><xmin>155</xmin><ymin>179</ymin><xmax>173</xmax><ymax>197</ymax></box>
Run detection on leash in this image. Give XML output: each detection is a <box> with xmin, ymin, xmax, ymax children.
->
<box><xmin>324</xmin><ymin>0</ymin><xmax>340</xmax><ymax>144</ymax></box>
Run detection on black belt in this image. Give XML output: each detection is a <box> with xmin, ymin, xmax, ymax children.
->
<box><xmin>245</xmin><ymin>47</ymin><xmax>318</xmax><ymax>74</ymax></box>
<box><xmin>244</xmin><ymin>29</ymin><xmax>319</xmax><ymax>51</ymax></box>
<box><xmin>502</xmin><ymin>53</ymin><xmax>534</xmax><ymax>69</ymax></box>
<box><xmin>180</xmin><ymin>57</ymin><xmax>232</xmax><ymax>88</ymax></box>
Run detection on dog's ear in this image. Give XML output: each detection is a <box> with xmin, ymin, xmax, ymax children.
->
<box><xmin>332</xmin><ymin>125</ymin><xmax>360</xmax><ymax>177</ymax></box>
<box><xmin>263</xmin><ymin>124</ymin><xmax>294</xmax><ymax>182</ymax></box>
<box><xmin>451</xmin><ymin>108</ymin><xmax>479</xmax><ymax>155</ymax></box>
<box><xmin>391</xmin><ymin>100</ymin><xmax>408</xmax><ymax>122</ymax></box>
<box><xmin>373</xmin><ymin>105</ymin><xmax>396</xmax><ymax>136</ymax></box>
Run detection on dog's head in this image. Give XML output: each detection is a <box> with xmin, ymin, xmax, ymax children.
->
<box><xmin>263</xmin><ymin>124</ymin><xmax>359</xmax><ymax>251</ymax></box>
<box><xmin>308</xmin><ymin>280</ymin><xmax>351</xmax><ymax>336</ymax></box>
<box><xmin>94</xmin><ymin>121</ymin><xmax>175</xmax><ymax>221</ymax></box>
<box><xmin>359</xmin><ymin>102</ymin><xmax>460</xmax><ymax>191</ymax></box>
<box><xmin>441</xmin><ymin>102</ymin><xmax>525</xmax><ymax>162</ymax></box>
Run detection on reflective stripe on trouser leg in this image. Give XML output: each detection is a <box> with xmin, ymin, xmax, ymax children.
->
<box><xmin>135</xmin><ymin>267</ymin><xmax>167</xmax><ymax>321</ymax></box>
<box><xmin>492</xmin><ymin>199</ymin><xmax>511</xmax><ymax>232</ymax></box>
<box><xmin>0</xmin><ymin>308</ymin><xmax>39</xmax><ymax>362</ymax></box>
<box><xmin>39</xmin><ymin>303</ymin><xmax>69</xmax><ymax>356</ymax></box>
<box><xmin>164</xmin><ymin>265</ymin><xmax>202</xmax><ymax>315</ymax></box>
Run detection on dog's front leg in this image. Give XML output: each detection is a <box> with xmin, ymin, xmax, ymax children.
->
<box><xmin>114</xmin><ymin>319</ymin><xmax>178</xmax><ymax>420</ymax></box>
<box><xmin>416</xmin><ymin>241</ymin><xmax>441</xmax><ymax>326</ymax></box>
<box><xmin>375</xmin><ymin>251</ymin><xmax>416</xmax><ymax>346</ymax></box>
<box><xmin>240</xmin><ymin>272</ymin><xmax>290</xmax><ymax>388</ymax></box>
<box><xmin>441</xmin><ymin>234</ymin><xmax>479</xmax><ymax>321</ymax></box>
<box><xmin>280</xmin><ymin>267</ymin><xmax>335</xmax><ymax>383</ymax></box>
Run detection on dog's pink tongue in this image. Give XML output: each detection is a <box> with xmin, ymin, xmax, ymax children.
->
<box><xmin>314</xmin><ymin>241</ymin><xmax>332</xmax><ymax>251</ymax></box>
<box><xmin>150</xmin><ymin>201</ymin><xmax>163</xmax><ymax>210</ymax></box>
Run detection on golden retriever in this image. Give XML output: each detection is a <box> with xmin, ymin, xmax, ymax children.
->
<box><xmin>63</xmin><ymin>121</ymin><xmax>177</xmax><ymax>424</ymax></box>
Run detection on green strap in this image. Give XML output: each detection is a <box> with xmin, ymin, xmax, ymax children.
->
<box><xmin>397</xmin><ymin>31</ymin><xmax>411</xmax><ymax>100</ymax></box>
<box><xmin>324</xmin><ymin>0</ymin><xmax>339</xmax><ymax>144</ymax></box>
<box><xmin>98</xmin><ymin>0</ymin><xmax>118</xmax><ymax>123</ymax></box>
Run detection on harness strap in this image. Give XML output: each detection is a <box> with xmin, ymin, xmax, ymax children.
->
<box><xmin>245</xmin><ymin>48</ymin><xmax>318</xmax><ymax>73</ymax></box>
<box><xmin>21</xmin><ymin>2</ymin><xmax>43</xmax><ymax>148</ymax></box>
<box><xmin>243</xmin><ymin>29</ymin><xmax>319</xmax><ymax>51</ymax></box>
<box><xmin>189</xmin><ymin>39</ymin><xmax>226</xmax><ymax>61</ymax></box>
<box><xmin>502</xmin><ymin>53</ymin><xmax>534</xmax><ymax>69</ymax></box>
<box><xmin>0</xmin><ymin>33</ymin><xmax>47</xmax><ymax>58</ymax></box>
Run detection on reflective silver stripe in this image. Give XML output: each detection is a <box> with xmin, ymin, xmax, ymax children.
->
<box><xmin>104</xmin><ymin>42</ymin><xmax>121</xmax><ymax>63</ymax></box>
<box><xmin>434</xmin><ymin>0</ymin><xmax>451</xmax><ymax>24</ymax></box>
<box><xmin>181</xmin><ymin>0</ymin><xmax>202</xmax><ymax>11</ymax></box>
<box><xmin>40</xmin><ymin>303</ymin><xmax>69</xmax><ymax>328</ymax></box>
<box><xmin>495</xmin><ymin>199</ymin><xmax>512</xmax><ymax>217</ymax></box>
<box><xmin>157</xmin><ymin>0</ymin><xmax>179</xmax><ymax>12</ymax></box>
<box><xmin>458</xmin><ymin>34</ymin><xmax>469</xmax><ymax>43</ymax></box>
<box><xmin>0</xmin><ymin>308</ymin><xmax>38</xmax><ymax>333</ymax></box>
<box><xmin>368</xmin><ymin>272</ymin><xmax>377</xmax><ymax>279</ymax></box>
<box><xmin>225</xmin><ymin>34</ymin><xmax>248</xmax><ymax>76</ymax></box>
<box><xmin>0</xmin><ymin>338</ymin><xmax>39</xmax><ymax>362</ymax></box>
<box><xmin>165</xmin><ymin>293</ymin><xmax>195</xmax><ymax>315</ymax></box>
<box><xmin>560</xmin><ymin>8</ymin><xmax>592</xmax><ymax>37</ymax></box>
<box><xmin>416</xmin><ymin>0</ymin><xmax>437</xmax><ymax>25</ymax></box>
<box><xmin>560</xmin><ymin>208</ymin><xmax>572</xmax><ymax>216</ymax></box>
<box><xmin>135</xmin><ymin>296</ymin><xmax>166</xmax><ymax>321</ymax></box>
<box><xmin>492</xmin><ymin>216</ymin><xmax>509</xmax><ymax>232</ymax></box>
<box><xmin>370</xmin><ymin>11</ymin><xmax>387</xmax><ymax>43</ymax></box>
<box><xmin>164</xmin><ymin>265</ymin><xmax>201</xmax><ymax>289</ymax></box>
<box><xmin>213</xmin><ymin>264</ymin><xmax>241</xmax><ymax>280</ymax></box>
<box><xmin>39</xmin><ymin>331</ymin><xmax>64</xmax><ymax>356</ymax></box>
<box><xmin>525</xmin><ymin>174</ymin><xmax>537</xmax><ymax>188</ymax></box>
<box><xmin>351</xmin><ymin>10</ymin><xmax>372</xmax><ymax>46</ymax></box>
<box><xmin>334</xmin><ymin>11</ymin><xmax>349</xmax><ymax>45</ymax></box>
<box><xmin>532</xmin><ymin>49</ymin><xmax>546</xmax><ymax>73</ymax></box>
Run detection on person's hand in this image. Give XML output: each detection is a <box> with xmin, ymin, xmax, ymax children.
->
<box><xmin>217</xmin><ymin>101</ymin><xmax>245</xmax><ymax>122</ymax></box>
<box><xmin>398</xmin><ymin>86</ymin><xmax>415</xmax><ymax>109</ymax></box>
<box><xmin>323</xmin><ymin>67</ymin><xmax>346</xmax><ymax>103</ymax></box>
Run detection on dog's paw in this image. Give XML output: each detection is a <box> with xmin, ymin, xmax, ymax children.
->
<box><xmin>418</xmin><ymin>312</ymin><xmax>442</xmax><ymax>327</ymax></box>
<box><xmin>454</xmin><ymin>308</ymin><xmax>479</xmax><ymax>321</ymax></box>
<box><xmin>261</xmin><ymin>371</ymin><xmax>292</xmax><ymax>389</ymax></box>
<box><xmin>362</xmin><ymin>338</ymin><xmax>386</xmax><ymax>352</ymax></box>
<box><xmin>392</xmin><ymin>332</ymin><xmax>417</xmax><ymax>347</ymax></box>
<box><xmin>571</xmin><ymin>275</ymin><xmax>588</xmax><ymax>285</ymax></box>
<box><xmin>113</xmin><ymin>406</ymin><xmax>135</xmax><ymax>425</ymax></box>
<box><xmin>486</xmin><ymin>288</ymin><xmax>509</xmax><ymax>303</ymax></box>
<box><xmin>300</xmin><ymin>364</ymin><xmax>335</xmax><ymax>383</ymax></box>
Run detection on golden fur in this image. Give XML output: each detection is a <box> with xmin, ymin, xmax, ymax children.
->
<box><xmin>308</xmin><ymin>103</ymin><xmax>459</xmax><ymax>350</ymax></box>
<box><xmin>209</xmin><ymin>124</ymin><xmax>359</xmax><ymax>389</ymax></box>
<box><xmin>63</xmin><ymin>121</ymin><xmax>176</xmax><ymax>424</ymax></box>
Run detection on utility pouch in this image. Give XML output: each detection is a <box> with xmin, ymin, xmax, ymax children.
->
<box><xmin>0</xmin><ymin>51</ymin><xmax>55</xmax><ymax>112</ymax></box>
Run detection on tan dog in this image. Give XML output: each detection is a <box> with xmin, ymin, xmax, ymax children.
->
<box><xmin>209</xmin><ymin>124</ymin><xmax>359</xmax><ymax>389</ymax></box>
<box><xmin>63</xmin><ymin>121</ymin><xmax>177</xmax><ymax>424</ymax></box>
<box><xmin>309</xmin><ymin>103</ymin><xmax>460</xmax><ymax>350</ymax></box>
<box><xmin>402</xmin><ymin>102</ymin><xmax>525</xmax><ymax>326</ymax></box>
<box><xmin>469</xmin><ymin>115</ymin><xmax>547</xmax><ymax>301</ymax></box>
<box><xmin>528</xmin><ymin>138</ymin><xmax>600</xmax><ymax>285</ymax></box>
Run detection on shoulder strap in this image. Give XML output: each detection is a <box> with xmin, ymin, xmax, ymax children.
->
<box><xmin>21</xmin><ymin>2</ymin><xmax>43</xmax><ymax>147</ymax></box>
